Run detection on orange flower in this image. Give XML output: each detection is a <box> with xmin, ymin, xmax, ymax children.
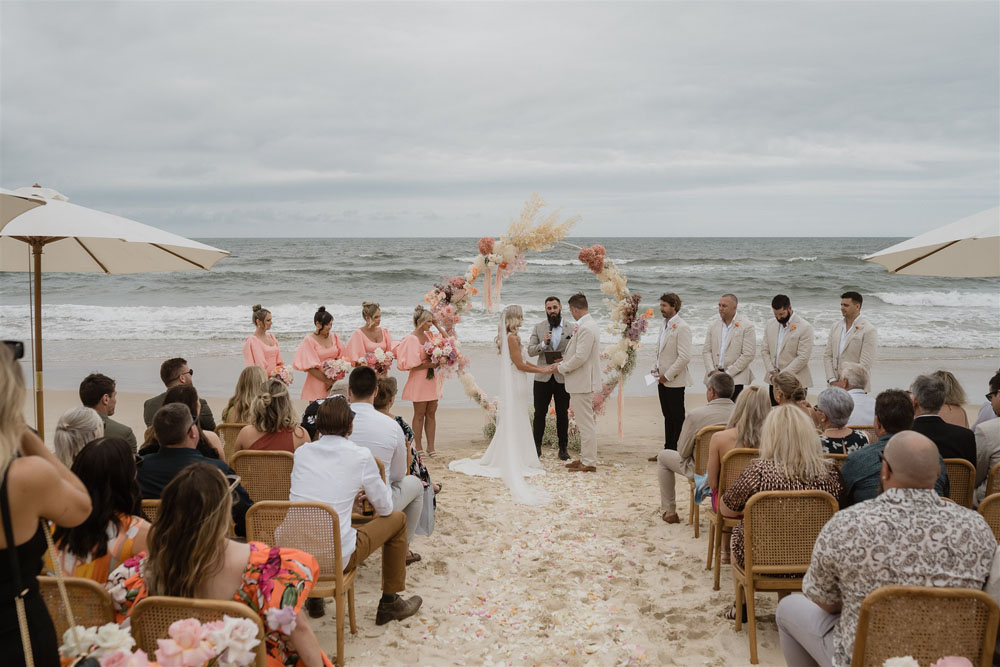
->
<box><xmin>643</xmin><ymin>308</ymin><xmax>654</xmax><ymax>318</ymax></box>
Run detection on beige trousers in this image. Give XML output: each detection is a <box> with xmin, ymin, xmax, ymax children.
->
<box><xmin>657</xmin><ymin>449</ymin><xmax>693</xmax><ymax>513</ymax></box>
<box><xmin>570</xmin><ymin>392</ymin><xmax>597</xmax><ymax>467</ymax></box>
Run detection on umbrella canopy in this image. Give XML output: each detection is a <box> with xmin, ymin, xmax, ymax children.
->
<box><xmin>863</xmin><ymin>207</ymin><xmax>1000</xmax><ymax>278</ymax></box>
<box><xmin>1</xmin><ymin>185</ymin><xmax>229</xmax><ymax>438</ymax></box>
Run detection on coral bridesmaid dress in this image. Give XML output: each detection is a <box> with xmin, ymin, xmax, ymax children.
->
<box><xmin>242</xmin><ymin>333</ymin><xmax>283</xmax><ymax>375</ymax></box>
<box><xmin>293</xmin><ymin>334</ymin><xmax>346</xmax><ymax>401</ymax></box>
<box><xmin>344</xmin><ymin>327</ymin><xmax>396</xmax><ymax>363</ymax></box>
<box><xmin>396</xmin><ymin>334</ymin><xmax>442</xmax><ymax>402</ymax></box>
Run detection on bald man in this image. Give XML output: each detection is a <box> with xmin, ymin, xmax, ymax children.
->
<box><xmin>776</xmin><ymin>431</ymin><xmax>996</xmax><ymax>667</ymax></box>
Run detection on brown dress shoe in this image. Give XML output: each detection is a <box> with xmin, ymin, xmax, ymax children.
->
<box><xmin>375</xmin><ymin>594</ymin><xmax>423</xmax><ymax>625</ymax></box>
<box><xmin>565</xmin><ymin>460</ymin><xmax>583</xmax><ymax>470</ymax></box>
<box><xmin>570</xmin><ymin>465</ymin><xmax>597</xmax><ymax>473</ymax></box>
<box><xmin>661</xmin><ymin>511</ymin><xmax>680</xmax><ymax>523</ymax></box>
<box><xmin>647</xmin><ymin>454</ymin><xmax>659</xmax><ymax>462</ymax></box>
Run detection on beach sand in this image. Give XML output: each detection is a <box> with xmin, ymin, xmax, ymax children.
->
<box><xmin>26</xmin><ymin>383</ymin><xmax>987</xmax><ymax>666</ymax></box>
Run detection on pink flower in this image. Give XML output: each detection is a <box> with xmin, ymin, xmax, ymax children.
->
<box><xmin>101</xmin><ymin>649</ymin><xmax>150</xmax><ymax>667</ymax></box>
<box><xmin>264</xmin><ymin>605</ymin><xmax>298</xmax><ymax>635</ymax></box>
<box><xmin>930</xmin><ymin>659</ymin><xmax>973</xmax><ymax>667</ymax></box>
<box><xmin>573</xmin><ymin>325</ymin><xmax>579</xmax><ymax>334</ymax></box>
<box><xmin>156</xmin><ymin>620</ymin><xmax>215</xmax><ymax>667</ymax></box>
<box><xmin>258</xmin><ymin>546</ymin><xmax>283</xmax><ymax>600</ymax></box>
<box><xmin>477</xmin><ymin>237</ymin><xmax>495</xmax><ymax>255</ymax></box>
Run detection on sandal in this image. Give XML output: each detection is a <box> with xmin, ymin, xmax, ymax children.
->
<box><xmin>406</xmin><ymin>551</ymin><xmax>422</xmax><ymax>565</ymax></box>
<box><xmin>723</xmin><ymin>604</ymin><xmax>748</xmax><ymax>623</ymax></box>
<box><xmin>427</xmin><ymin>451</ymin><xmax>437</xmax><ymax>458</ymax></box>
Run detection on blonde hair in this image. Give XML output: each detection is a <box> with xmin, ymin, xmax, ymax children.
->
<box><xmin>221</xmin><ymin>365</ymin><xmax>268</xmax><ymax>423</ymax></box>
<box><xmin>773</xmin><ymin>372</ymin><xmax>806</xmax><ymax>403</ymax></box>
<box><xmin>726</xmin><ymin>385</ymin><xmax>770</xmax><ymax>449</ymax></box>
<box><xmin>932</xmin><ymin>370</ymin><xmax>967</xmax><ymax>406</ymax></box>
<box><xmin>413</xmin><ymin>305</ymin><xmax>434</xmax><ymax>328</ymax></box>
<box><xmin>362</xmin><ymin>301</ymin><xmax>381</xmax><ymax>324</ymax></box>
<box><xmin>0</xmin><ymin>346</ymin><xmax>26</xmax><ymax>471</ymax></box>
<box><xmin>495</xmin><ymin>305</ymin><xmax>524</xmax><ymax>353</ymax></box>
<box><xmin>54</xmin><ymin>407</ymin><xmax>104</xmax><ymax>467</ymax></box>
<box><xmin>251</xmin><ymin>304</ymin><xmax>270</xmax><ymax>326</ymax></box>
<box><xmin>759</xmin><ymin>405</ymin><xmax>831</xmax><ymax>481</ymax></box>
<box><xmin>250</xmin><ymin>379</ymin><xmax>297</xmax><ymax>433</ymax></box>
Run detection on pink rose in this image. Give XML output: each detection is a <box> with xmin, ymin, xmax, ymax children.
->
<box><xmin>155</xmin><ymin>635</ymin><xmax>215</xmax><ymax>667</ymax></box>
<box><xmin>100</xmin><ymin>650</ymin><xmax>131</xmax><ymax>667</ymax></box>
<box><xmin>477</xmin><ymin>237</ymin><xmax>495</xmax><ymax>255</ymax></box>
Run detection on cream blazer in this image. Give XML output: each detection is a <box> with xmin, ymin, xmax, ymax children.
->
<box><xmin>823</xmin><ymin>315</ymin><xmax>877</xmax><ymax>387</ymax></box>
<box><xmin>557</xmin><ymin>314</ymin><xmax>602</xmax><ymax>394</ymax></box>
<box><xmin>761</xmin><ymin>313</ymin><xmax>814</xmax><ymax>388</ymax></box>
<box><xmin>702</xmin><ymin>313</ymin><xmax>756</xmax><ymax>385</ymax></box>
<box><xmin>656</xmin><ymin>316</ymin><xmax>693</xmax><ymax>388</ymax></box>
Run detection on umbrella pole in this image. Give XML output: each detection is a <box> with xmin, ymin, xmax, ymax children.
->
<box><xmin>31</xmin><ymin>241</ymin><xmax>44</xmax><ymax>440</ymax></box>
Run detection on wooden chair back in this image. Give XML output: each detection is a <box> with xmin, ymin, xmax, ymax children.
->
<box><xmin>37</xmin><ymin>576</ymin><xmax>116</xmax><ymax>640</ymax></box>
<box><xmin>719</xmin><ymin>447</ymin><xmax>759</xmax><ymax>495</ymax></box>
<box><xmin>229</xmin><ymin>450</ymin><xmax>294</xmax><ymax>502</ymax></box>
<box><xmin>978</xmin><ymin>494</ymin><xmax>1000</xmax><ymax>544</ymax></box>
<box><xmin>943</xmin><ymin>458</ymin><xmax>976</xmax><ymax>508</ymax></box>
<box><xmin>130</xmin><ymin>596</ymin><xmax>267</xmax><ymax>666</ymax></box>
<box><xmin>846</xmin><ymin>424</ymin><xmax>875</xmax><ymax>442</ymax></box>
<box><xmin>743</xmin><ymin>490</ymin><xmax>838</xmax><ymax>575</ymax></box>
<box><xmin>987</xmin><ymin>461</ymin><xmax>1000</xmax><ymax>497</ymax></box>
<box><xmin>247</xmin><ymin>501</ymin><xmax>347</xmax><ymax>581</ymax></box>
<box><xmin>694</xmin><ymin>425</ymin><xmax>726</xmax><ymax>476</ymax></box>
<box><xmin>851</xmin><ymin>585</ymin><xmax>999</xmax><ymax>667</ymax></box>
<box><xmin>141</xmin><ymin>499</ymin><xmax>160</xmax><ymax>524</ymax></box>
<box><xmin>823</xmin><ymin>453</ymin><xmax>848</xmax><ymax>469</ymax></box>
<box><xmin>215</xmin><ymin>422</ymin><xmax>248</xmax><ymax>461</ymax></box>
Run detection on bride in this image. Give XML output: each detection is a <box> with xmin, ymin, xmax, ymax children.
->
<box><xmin>449</xmin><ymin>305</ymin><xmax>553</xmax><ymax>506</ymax></box>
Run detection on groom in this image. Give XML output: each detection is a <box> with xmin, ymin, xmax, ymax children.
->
<box><xmin>547</xmin><ymin>293</ymin><xmax>601</xmax><ymax>473</ymax></box>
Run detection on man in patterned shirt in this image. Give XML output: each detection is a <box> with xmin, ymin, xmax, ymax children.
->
<box><xmin>775</xmin><ymin>430</ymin><xmax>996</xmax><ymax>667</ymax></box>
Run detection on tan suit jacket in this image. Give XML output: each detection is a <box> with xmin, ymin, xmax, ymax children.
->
<box><xmin>676</xmin><ymin>398</ymin><xmax>736</xmax><ymax>467</ymax></box>
<box><xmin>975</xmin><ymin>417</ymin><xmax>1000</xmax><ymax>503</ymax></box>
<box><xmin>761</xmin><ymin>312</ymin><xmax>814</xmax><ymax>388</ymax></box>
<box><xmin>702</xmin><ymin>313</ymin><xmax>756</xmax><ymax>385</ymax></box>
<box><xmin>656</xmin><ymin>316</ymin><xmax>692</xmax><ymax>388</ymax></box>
<box><xmin>526</xmin><ymin>318</ymin><xmax>572</xmax><ymax>383</ymax></box>
<box><xmin>823</xmin><ymin>315</ymin><xmax>877</xmax><ymax>387</ymax></box>
<box><xmin>557</xmin><ymin>314</ymin><xmax>601</xmax><ymax>394</ymax></box>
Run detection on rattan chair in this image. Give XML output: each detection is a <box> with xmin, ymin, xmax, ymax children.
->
<box><xmin>229</xmin><ymin>450</ymin><xmax>295</xmax><ymax>502</ymax></box>
<box><xmin>705</xmin><ymin>447</ymin><xmax>759</xmax><ymax>590</ymax></box>
<box><xmin>131</xmin><ymin>596</ymin><xmax>266</xmax><ymax>665</ymax></box>
<box><xmin>351</xmin><ymin>457</ymin><xmax>386</xmax><ymax>526</ymax></box>
<box><xmin>246</xmin><ymin>501</ymin><xmax>356</xmax><ymax>666</ymax></box>
<box><xmin>37</xmin><ymin>575</ymin><xmax>116</xmax><ymax>639</ymax></box>
<box><xmin>689</xmin><ymin>425</ymin><xmax>726</xmax><ymax>538</ymax></box>
<box><xmin>216</xmin><ymin>422</ymin><xmax>249</xmax><ymax>461</ymax></box>
<box><xmin>846</xmin><ymin>424</ymin><xmax>875</xmax><ymax>442</ymax></box>
<box><xmin>978</xmin><ymin>493</ymin><xmax>1000</xmax><ymax>543</ymax></box>
<box><xmin>851</xmin><ymin>585</ymin><xmax>999</xmax><ymax>667</ymax></box>
<box><xmin>944</xmin><ymin>458</ymin><xmax>976</xmax><ymax>508</ymax></box>
<box><xmin>823</xmin><ymin>453</ymin><xmax>848</xmax><ymax>469</ymax></box>
<box><xmin>987</xmin><ymin>462</ymin><xmax>1000</xmax><ymax>498</ymax></box>
<box><xmin>141</xmin><ymin>499</ymin><xmax>160</xmax><ymax>524</ymax></box>
<box><xmin>732</xmin><ymin>490</ymin><xmax>838</xmax><ymax>664</ymax></box>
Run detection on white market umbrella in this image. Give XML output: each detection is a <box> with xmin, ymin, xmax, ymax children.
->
<box><xmin>1</xmin><ymin>185</ymin><xmax>229</xmax><ymax>437</ymax></box>
<box><xmin>863</xmin><ymin>206</ymin><xmax>1000</xmax><ymax>277</ymax></box>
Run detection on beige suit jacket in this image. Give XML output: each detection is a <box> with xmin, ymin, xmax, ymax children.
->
<box><xmin>557</xmin><ymin>314</ymin><xmax>601</xmax><ymax>394</ymax></box>
<box><xmin>677</xmin><ymin>398</ymin><xmax>736</xmax><ymax>468</ymax></box>
<box><xmin>823</xmin><ymin>315</ymin><xmax>877</xmax><ymax>387</ymax></box>
<box><xmin>702</xmin><ymin>313</ymin><xmax>756</xmax><ymax>385</ymax></box>
<box><xmin>656</xmin><ymin>316</ymin><xmax>693</xmax><ymax>388</ymax></box>
<box><xmin>975</xmin><ymin>417</ymin><xmax>1000</xmax><ymax>500</ymax></box>
<box><xmin>526</xmin><ymin>318</ymin><xmax>572</xmax><ymax>383</ymax></box>
<box><xmin>761</xmin><ymin>312</ymin><xmax>814</xmax><ymax>388</ymax></box>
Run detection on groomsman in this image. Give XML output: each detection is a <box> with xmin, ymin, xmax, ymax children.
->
<box><xmin>702</xmin><ymin>293</ymin><xmax>756</xmax><ymax>401</ymax></box>
<box><xmin>761</xmin><ymin>295</ymin><xmax>814</xmax><ymax>405</ymax></box>
<box><xmin>648</xmin><ymin>293</ymin><xmax>692</xmax><ymax>460</ymax></box>
<box><xmin>823</xmin><ymin>291</ymin><xmax>877</xmax><ymax>390</ymax></box>
<box><xmin>527</xmin><ymin>296</ymin><xmax>573</xmax><ymax>460</ymax></box>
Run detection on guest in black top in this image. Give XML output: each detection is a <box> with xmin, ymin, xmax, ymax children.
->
<box><xmin>139</xmin><ymin>404</ymin><xmax>252</xmax><ymax>536</ymax></box>
<box><xmin>909</xmin><ymin>374</ymin><xmax>977</xmax><ymax>465</ymax></box>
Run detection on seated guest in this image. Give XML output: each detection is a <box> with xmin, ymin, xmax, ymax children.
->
<box><xmin>776</xmin><ymin>431</ymin><xmax>995</xmax><ymax>667</ymax></box>
<box><xmin>974</xmin><ymin>371</ymin><xmax>1000</xmax><ymax>505</ymax></box>
<box><xmin>137</xmin><ymin>404</ymin><xmax>252</xmax><ymax>536</ymax></box>
<box><xmin>815</xmin><ymin>387</ymin><xmax>868</xmax><ymax>454</ymax></box>
<box><xmin>658</xmin><ymin>372</ymin><xmax>736</xmax><ymax>524</ymax></box>
<box><xmin>707</xmin><ymin>385</ymin><xmax>771</xmax><ymax>497</ymax></box>
<box><xmin>289</xmin><ymin>397</ymin><xmax>423</xmax><ymax>623</ymax></box>
<box><xmin>374</xmin><ymin>376</ymin><xmax>440</xmax><ymax>535</ymax></box>
<box><xmin>932</xmin><ymin>369</ymin><xmax>970</xmax><ymax>428</ymax></box>
<box><xmin>839</xmin><ymin>362</ymin><xmax>874</xmax><ymax>427</ymax></box>
<box><xmin>139</xmin><ymin>385</ymin><xmax>224</xmax><ymax>460</ymax></box>
<box><xmin>142</xmin><ymin>357</ymin><xmax>215</xmax><ymax>431</ymax></box>
<box><xmin>220</xmin><ymin>365</ymin><xmax>268</xmax><ymax>423</ymax></box>
<box><xmin>721</xmin><ymin>405</ymin><xmax>843</xmax><ymax>620</ymax></box>
<box><xmin>46</xmin><ymin>437</ymin><xmax>149</xmax><ymax>583</ymax></box>
<box><xmin>840</xmin><ymin>389</ymin><xmax>948</xmax><ymax>506</ymax></box>
<box><xmin>909</xmin><ymin>373</ymin><xmax>976</xmax><ymax>465</ymax></box>
<box><xmin>108</xmin><ymin>464</ymin><xmax>332</xmax><ymax>665</ymax></box>
<box><xmin>54</xmin><ymin>406</ymin><xmax>104</xmax><ymax>466</ymax></box>
<box><xmin>79</xmin><ymin>373</ymin><xmax>137</xmax><ymax>452</ymax></box>
<box><xmin>347</xmin><ymin>366</ymin><xmax>424</xmax><ymax>564</ymax></box>
<box><xmin>772</xmin><ymin>372</ymin><xmax>813</xmax><ymax>418</ymax></box>
<box><xmin>233</xmin><ymin>379</ymin><xmax>310</xmax><ymax>453</ymax></box>
<box><xmin>973</xmin><ymin>369</ymin><xmax>1000</xmax><ymax>428</ymax></box>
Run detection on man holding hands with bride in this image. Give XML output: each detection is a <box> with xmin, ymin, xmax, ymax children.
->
<box><xmin>547</xmin><ymin>293</ymin><xmax>602</xmax><ymax>473</ymax></box>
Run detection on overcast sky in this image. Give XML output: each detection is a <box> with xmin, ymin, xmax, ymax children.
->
<box><xmin>2</xmin><ymin>1</ymin><xmax>997</xmax><ymax>237</ymax></box>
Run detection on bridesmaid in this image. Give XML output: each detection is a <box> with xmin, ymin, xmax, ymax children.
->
<box><xmin>293</xmin><ymin>306</ymin><xmax>346</xmax><ymax>401</ymax></box>
<box><xmin>242</xmin><ymin>305</ymin><xmax>284</xmax><ymax>374</ymax></box>
<box><xmin>344</xmin><ymin>301</ymin><xmax>396</xmax><ymax>368</ymax></box>
<box><xmin>396</xmin><ymin>306</ymin><xmax>444</xmax><ymax>456</ymax></box>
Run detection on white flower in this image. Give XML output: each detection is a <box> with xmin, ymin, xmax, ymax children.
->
<box><xmin>473</xmin><ymin>255</ymin><xmax>486</xmax><ymax>270</ymax></box>
<box><xmin>501</xmin><ymin>245</ymin><xmax>517</xmax><ymax>262</ymax></box>
<box><xmin>91</xmin><ymin>622</ymin><xmax>135</xmax><ymax>657</ymax></box>
<box><xmin>373</xmin><ymin>348</ymin><xmax>386</xmax><ymax>362</ymax></box>
<box><xmin>60</xmin><ymin>625</ymin><xmax>98</xmax><ymax>657</ymax></box>
<box><xmin>209</xmin><ymin>615</ymin><xmax>260</xmax><ymax>667</ymax></box>
<box><xmin>882</xmin><ymin>659</ymin><xmax>920</xmax><ymax>667</ymax></box>
<box><xmin>600</xmin><ymin>281</ymin><xmax>617</xmax><ymax>296</ymax></box>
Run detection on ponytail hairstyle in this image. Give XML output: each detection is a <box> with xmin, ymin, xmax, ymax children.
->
<box><xmin>314</xmin><ymin>306</ymin><xmax>333</xmax><ymax>331</ymax></box>
<box><xmin>251</xmin><ymin>304</ymin><xmax>270</xmax><ymax>326</ymax></box>
<box><xmin>413</xmin><ymin>305</ymin><xmax>434</xmax><ymax>329</ymax></box>
<box><xmin>362</xmin><ymin>301</ymin><xmax>381</xmax><ymax>325</ymax></box>
<box><xmin>250</xmin><ymin>379</ymin><xmax>297</xmax><ymax>433</ymax></box>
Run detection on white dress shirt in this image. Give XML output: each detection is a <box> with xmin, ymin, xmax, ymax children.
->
<box><xmin>718</xmin><ymin>318</ymin><xmax>736</xmax><ymax>369</ymax></box>
<box><xmin>846</xmin><ymin>388</ymin><xmax>875</xmax><ymax>426</ymax></box>
<box><xmin>289</xmin><ymin>434</ymin><xmax>393</xmax><ymax>562</ymax></box>
<box><xmin>775</xmin><ymin>320</ymin><xmax>790</xmax><ymax>362</ymax></box>
<box><xmin>348</xmin><ymin>402</ymin><xmax>407</xmax><ymax>482</ymax></box>
<box><xmin>549</xmin><ymin>319</ymin><xmax>564</xmax><ymax>350</ymax></box>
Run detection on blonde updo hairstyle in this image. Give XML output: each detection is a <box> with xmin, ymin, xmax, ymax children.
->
<box><xmin>54</xmin><ymin>406</ymin><xmax>105</xmax><ymax>467</ymax></box>
<box><xmin>250</xmin><ymin>379</ymin><xmax>297</xmax><ymax>434</ymax></box>
<box><xmin>251</xmin><ymin>304</ymin><xmax>270</xmax><ymax>326</ymax></box>
<box><xmin>495</xmin><ymin>305</ymin><xmax>524</xmax><ymax>353</ymax></box>
<box><xmin>772</xmin><ymin>372</ymin><xmax>807</xmax><ymax>403</ymax></box>
<box><xmin>413</xmin><ymin>305</ymin><xmax>435</xmax><ymax>329</ymax></box>
<box><xmin>362</xmin><ymin>301</ymin><xmax>381</xmax><ymax>325</ymax></box>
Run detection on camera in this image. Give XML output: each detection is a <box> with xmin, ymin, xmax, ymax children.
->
<box><xmin>4</xmin><ymin>341</ymin><xmax>24</xmax><ymax>360</ymax></box>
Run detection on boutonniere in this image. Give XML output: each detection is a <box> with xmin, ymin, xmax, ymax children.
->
<box><xmin>671</xmin><ymin>323</ymin><xmax>677</xmax><ymax>329</ymax></box>
<box><xmin>573</xmin><ymin>325</ymin><xmax>579</xmax><ymax>334</ymax></box>
<box><xmin>790</xmin><ymin>324</ymin><xmax>797</xmax><ymax>331</ymax></box>
<box><xmin>855</xmin><ymin>325</ymin><xmax>863</xmax><ymax>330</ymax></box>
<box><xmin>734</xmin><ymin>322</ymin><xmax>741</xmax><ymax>327</ymax></box>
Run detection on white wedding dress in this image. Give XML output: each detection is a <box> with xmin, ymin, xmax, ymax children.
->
<box><xmin>449</xmin><ymin>329</ymin><xmax>553</xmax><ymax>506</ymax></box>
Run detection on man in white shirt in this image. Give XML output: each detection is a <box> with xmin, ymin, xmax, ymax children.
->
<box><xmin>823</xmin><ymin>291</ymin><xmax>877</xmax><ymax>390</ymax></box>
<box><xmin>702</xmin><ymin>293</ymin><xmax>756</xmax><ymax>401</ymax></box>
<box><xmin>841</xmin><ymin>363</ymin><xmax>875</xmax><ymax>426</ymax></box>
<box><xmin>289</xmin><ymin>396</ymin><xmax>422</xmax><ymax>624</ymax></box>
<box><xmin>760</xmin><ymin>294</ymin><xmax>814</xmax><ymax>406</ymax></box>
<box><xmin>348</xmin><ymin>366</ymin><xmax>425</xmax><ymax>562</ymax></box>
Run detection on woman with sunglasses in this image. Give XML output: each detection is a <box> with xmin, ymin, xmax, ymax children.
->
<box><xmin>344</xmin><ymin>301</ymin><xmax>396</xmax><ymax>373</ymax></box>
<box><xmin>108</xmin><ymin>463</ymin><xmax>332</xmax><ymax>666</ymax></box>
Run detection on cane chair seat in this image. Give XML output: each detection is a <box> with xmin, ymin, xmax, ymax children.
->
<box><xmin>38</xmin><ymin>576</ymin><xmax>116</xmax><ymax>640</ymax></box>
<box><xmin>943</xmin><ymin>458</ymin><xmax>976</xmax><ymax>508</ymax></box>
<box><xmin>215</xmin><ymin>422</ymin><xmax>248</xmax><ymax>461</ymax></box>
<box><xmin>140</xmin><ymin>499</ymin><xmax>160</xmax><ymax>524</ymax></box>
<box><xmin>705</xmin><ymin>447</ymin><xmax>758</xmax><ymax>589</ymax></box>
<box><xmin>978</xmin><ymin>494</ymin><xmax>1000</xmax><ymax>544</ymax></box>
<box><xmin>688</xmin><ymin>425</ymin><xmax>726</xmax><ymax>538</ymax></box>
<box><xmin>229</xmin><ymin>450</ymin><xmax>294</xmax><ymax>502</ymax></box>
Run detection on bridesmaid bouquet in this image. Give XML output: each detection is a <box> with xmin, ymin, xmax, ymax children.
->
<box><xmin>322</xmin><ymin>358</ymin><xmax>354</xmax><ymax>383</ymax></box>
<box><xmin>270</xmin><ymin>364</ymin><xmax>294</xmax><ymax>386</ymax></box>
<box><xmin>356</xmin><ymin>348</ymin><xmax>395</xmax><ymax>376</ymax></box>
<box><xmin>423</xmin><ymin>334</ymin><xmax>460</xmax><ymax>379</ymax></box>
